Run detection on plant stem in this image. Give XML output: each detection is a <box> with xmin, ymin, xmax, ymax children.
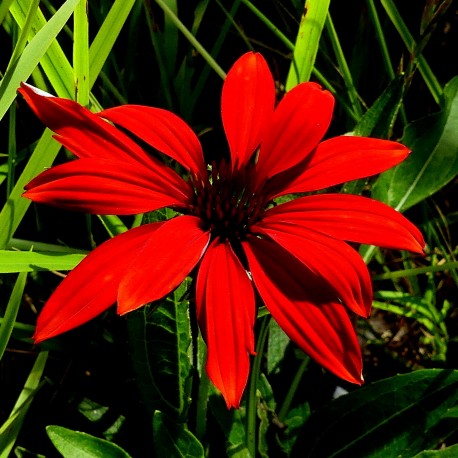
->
<box><xmin>278</xmin><ymin>357</ymin><xmax>310</xmax><ymax>423</ymax></box>
<box><xmin>246</xmin><ymin>315</ymin><xmax>270</xmax><ymax>457</ymax></box>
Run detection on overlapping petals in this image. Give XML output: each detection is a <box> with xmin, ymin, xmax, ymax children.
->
<box><xmin>255</xmin><ymin>82</ymin><xmax>334</xmax><ymax>184</ymax></box>
<box><xmin>22</xmin><ymin>51</ymin><xmax>425</xmax><ymax>410</ymax></box>
<box><xmin>262</xmin><ymin>194</ymin><xmax>425</xmax><ymax>253</ymax></box>
<box><xmin>266</xmin><ymin>136</ymin><xmax>411</xmax><ymax>199</ymax></box>
<box><xmin>243</xmin><ymin>236</ymin><xmax>363</xmax><ymax>384</ymax></box>
<box><xmin>253</xmin><ymin>222</ymin><xmax>372</xmax><ymax>317</ymax></box>
<box><xmin>196</xmin><ymin>240</ymin><xmax>256</xmax><ymax>408</ymax></box>
<box><xmin>221</xmin><ymin>52</ymin><xmax>275</xmax><ymax>169</ymax></box>
<box><xmin>23</xmin><ymin>158</ymin><xmax>191</xmax><ymax>214</ymax></box>
<box><xmin>98</xmin><ymin>105</ymin><xmax>206</xmax><ymax>176</ymax></box>
<box><xmin>19</xmin><ymin>83</ymin><xmax>156</xmax><ymax>168</ymax></box>
<box><xmin>117</xmin><ymin>216</ymin><xmax>210</xmax><ymax>314</ymax></box>
<box><xmin>34</xmin><ymin>223</ymin><xmax>165</xmax><ymax>343</ymax></box>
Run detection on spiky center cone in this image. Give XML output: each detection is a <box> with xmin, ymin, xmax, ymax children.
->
<box><xmin>190</xmin><ymin>161</ymin><xmax>266</xmax><ymax>241</ymax></box>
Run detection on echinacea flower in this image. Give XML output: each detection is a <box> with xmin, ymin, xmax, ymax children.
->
<box><xmin>20</xmin><ymin>52</ymin><xmax>425</xmax><ymax>408</ymax></box>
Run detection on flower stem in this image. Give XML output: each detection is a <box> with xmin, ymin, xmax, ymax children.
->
<box><xmin>246</xmin><ymin>314</ymin><xmax>270</xmax><ymax>457</ymax></box>
<box><xmin>278</xmin><ymin>356</ymin><xmax>310</xmax><ymax>423</ymax></box>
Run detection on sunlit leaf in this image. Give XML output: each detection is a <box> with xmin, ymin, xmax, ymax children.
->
<box><xmin>46</xmin><ymin>425</ymin><xmax>131</xmax><ymax>458</ymax></box>
<box><xmin>292</xmin><ymin>369</ymin><xmax>458</xmax><ymax>457</ymax></box>
<box><xmin>372</xmin><ymin>76</ymin><xmax>458</xmax><ymax>212</ymax></box>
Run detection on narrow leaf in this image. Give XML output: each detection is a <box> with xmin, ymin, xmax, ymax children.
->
<box><xmin>0</xmin><ymin>272</ymin><xmax>27</xmax><ymax>360</ymax></box>
<box><xmin>0</xmin><ymin>351</ymin><xmax>48</xmax><ymax>457</ymax></box>
<box><xmin>0</xmin><ymin>250</ymin><xmax>85</xmax><ymax>273</ymax></box>
<box><xmin>285</xmin><ymin>0</ymin><xmax>331</xmax><ymax>88</ymax></box>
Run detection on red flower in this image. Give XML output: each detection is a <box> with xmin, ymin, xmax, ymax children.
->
<box><xmin>20</xmin><ymin>52</ymin><xmax>425</xmax><ymax>408</ymax></box>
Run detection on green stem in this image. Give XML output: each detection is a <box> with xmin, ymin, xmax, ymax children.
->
<box><xmin>373</xmin><ymin>261</ymin><xmax>458</xmax><ymax>281</ymax></box>
<box><xmin>380</xmin><ymin>0</ymin><xmax>442</xmax><ymax>104</ymax></box>
<box><xmin>366</xmin><ymin>0</ymin><xmax>408</xmax><ymax>126</ymax></box>
<box><xmin>155</xmin><ymin>0</ymin><xmax>226</xmax><ymax>80</ymax></box>
<box><xmin>325</xmin><ymin>12</ymin><xmax>363</xmax><ymax>119</ymax></box>
<box><xmin>278</xmin><ymin>357</ymin><xmax>310</xmax><ymax>423</ymax></box>
<box><xmin>246</xmin><ymin>315</ymin><xmax>270</xmax><ymax>457</ymax></box>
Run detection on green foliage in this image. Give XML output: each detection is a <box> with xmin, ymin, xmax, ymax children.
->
<box><xmin>127</xmin><ymin>278</ymin><xmax>193</xmax><ymax>421</ymax></box>
<box><xmin>292</xmin><ymin>370</ymin><xmax>458</xmax><ymax>457</ymax></box>
<box><xmin>373</xmin><ymin>76</ymin><xmax>458</xmax><ymax>212</ymax></box>
<box><xmin>152</xmin><ymin>410</ymin><xmax>204</xmax><ymax>458</ymax></box>
<box><xmin>0</xmin><ymin>0</ymin><xmax>457</xmax><ymax>456</ymax></box>
<box><xmin>46</xmin><ymin>425</ymin><xmax>132</xmax><ymax>458</ymax></box>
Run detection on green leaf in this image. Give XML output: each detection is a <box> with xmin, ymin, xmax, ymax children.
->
<box><xmin>285</xmin><ymin>0</ymin><xmax>331</xmax><ymax>88</ymax></box>
<box><xmin>353</xmin><ymin>75</ymin><xmax>405</xmax><ymax>139</ymax></box>
<box><xmin>4</xmin><ymin>0</ymin><xmax>79</xmax><ymax>108</ymax></box>
<box><xmin>0</xmin><ymin>250</ymin><xmax>85</xmax><ymax>273</ymax></box>
<box><xmin>152</xmin><ymin>411</ymin><xmax>204</xmax><ymax>458</ymax></box>
<box><xmin>46</xmin><ymin>425</ymin><xmax>131</xmax><ymax>458</ymax></box>
<box><xmin>292</xmin><ymin>369</ymin><xmax>458</xmax><ymax>457</ymax></box>
<box><xmin>0</xmin><ymin>351</ymin><xmax>48</xmax><ymax>457</ymax></box>
<box><xmin>127</xmin><ymin>278</ymin><xmax>193</xmax><ymax>420</ymax></box>
<box><xmin>0</xmin><ymin>272</ymin><xmax>27</xmax><ymax>360</ymax></box>
<box><xmin>413</xmin><ymin>444</ymin><xmax>458</xmax><ymax>457</ymax></box>
<box><xmin>372</xmin><ymin>76</ymin><xmax>458</xmax><ymax>212</ymax></box>
<box><xmin>209</xmin><ymin>391</ymin><xmax>250</xmax><ymax>458</ymax></box>
<box><xmin>267</xmin><ymin>319</ymin><xmax>290</xmax><ymax>375</ymax></box>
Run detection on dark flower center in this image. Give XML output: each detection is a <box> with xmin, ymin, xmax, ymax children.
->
<box><xmin>190</xmin><ymin>160</ymin><xmax>266</xmax><ymax>241</ymax></box>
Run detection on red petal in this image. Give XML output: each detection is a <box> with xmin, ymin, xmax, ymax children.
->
<box><xmin>196</xmin><ymin>240</ymin><xmax>256</xmax><ymax>408</ymax></box>
<box><xmin>255</xmin><ymin>82</ymin><xmax>334</xmax><ymax>184</ymax></box>
<box><xmin>270</xmin><ymin>136</ymin><xmax>410</xmax><ymax>197</ymax></box>
<box><xmin>243</xmin><ymin>236</ymin><xmax>363</xmax><ymax>385</ymax></box>
<box><xmin>98</xmin><ymin>105</ymin><xmax>206</xmax><ymax>176</ymax></box>
<box><xmin>221</xmin><ymin>52</ymin><xmax>275</xmax><ymax>169</ymax></box>
<box><xmin>253</xmin><ymin>222</ymin><xmax>372</xmax><ymax>317</ymax></box>
<box><xmin>23</xmin><ymin>158</ymin><xmax>191</xmax><ymax>215</ymax></box>
<box><xmin>117</xmin><ymin>216</ymin><xmax>210</xmax><ymax>314</ymax></box>
<box><xmin>19</xmin><ymin>83</ymin><xmax>155</xmax><ymax>167</ymax></box>
<box><xmin>264</xmin><ymin>194</ymin><xmax>425</xmax><ymax>253</ymax></box>
<box><xmin>34</xmin><ymin>223</ymin><xmax>164</xmax><ymax>343</ymax></box>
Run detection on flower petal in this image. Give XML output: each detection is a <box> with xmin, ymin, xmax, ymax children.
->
<box><xmin>269</xmin><ymin>136</ymin><xmax>410</xmax><ymax>197</ymax></box>
<box><xmin>253</xmin><ymin>221</ymin><xmax>372</xmax><ymax>317</ymax></box>
<box><xmin>117</xmin><ymin>216</ymin><xmax>210</xmax><ymax>314</ymax></box>
<box><xmin>196</xmin><ymin>240</ymin><xmax>256</xmax><ymax>408</ymax></box>
<box><xmin>23</xmin><ymin>158</ymin><xmax>191</xmax><ymax>215</ymax></box>
<box><xmin>221</xmin><ymin>52</ymin><xmax>275</xmax><ymax>169</ymax></box>
<box><xmin>98</xmin><ymin>105</ymin><xmax>206</xmax><ymax>176</ymax></box>
<box><xmin>255</xmin><ymin>82</ymin><xmax>334</xmax><ymax>184</ymax></box>
<box><xmin>243</xmin><ymin>236</ymin><xmax>363</xmax><ymax>385</ymax></box>
<box><xmin>264</xmin><ymin>194</ymin><xmax>425</xmax><ymax>253</ymax></box>
<box><xmin>34</xmin><ymin>223</ymin><xmax>164</xmax><ymax>343</ymax></box>
<box><xmin>19</xmin><ymin>83</ymin><xmax>155</xmax><ymax>167</ymax></box>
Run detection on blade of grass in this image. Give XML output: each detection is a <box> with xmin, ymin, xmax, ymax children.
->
<box><xmin>380</xmin><ymin>0</ymin><xmax>442</xmax><ymax>104</ymax></box>
<box><xmin>0</xmin><ymin>272</ymin><xmax>27</xmax><ymax>361</ymax></box>
<box><xmin>324</xmin><ymin>12</ymin><xmax>364</xmax><ymax>118</ymax></box>
<box><xmin>0</xmin><ymin>0</ymin><xmax>15</xmax><ymax>25</ymax></box>
<box><xmin>88</xmin><ymin>0</ymin><xmax>136</xmax><ymax>89</ymax></box>
<box><xmin>73</xmin><ymin>0</ymin><xmax>89</xmax><ymax>105</ymax></box>
<box><xmin>0</xmin><ymin>129</ymin><xmax>60</xmax><ymax>249</ymax></box>
<box><xmin>155</xmin><ymin>0</ymin><xmax>226</xmax><ymax>80</ymax></box>
<box><xmin>0</xmin><ymin>351</ymin><xmax>48</xmax><ymax>457</ymax></box>
<box><xmin>0</xmin><ymin>0</ymin><xmax>79</xmax><ymax>122</ymax></box>
<box><xmin>8</xmin><ymin>0</ymin><xmax>78</xmax><ymax>98</ymax></box>
<box><xmin>0</xmin><ymin>250</ymin><xmax>86</xmax><ymax>273</ymax></box>
<box><xmin>285</xmin><ymin>0</ymin><xmax>331</xmax><ymax>88</ymax></box>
